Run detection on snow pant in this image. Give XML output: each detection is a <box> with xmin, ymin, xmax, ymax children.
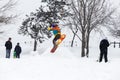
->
<box><xmin>16</xmin><ymin>53</ymin><xmax>20</xmax><ymax>58</ymax></box>
<box><xmin>53</xmin><ymin>34</ymin><xmax>61</xmax><ymax>46</ymax></box>
<box><xmin>6</xmin><ymin>49</ymin><xmax>11</xmax><ymax>58</ymax></box>
<box><xmin>99</xmin><ymin>49</ymin><xmax>108</xmax><ymax>62</ymax></box>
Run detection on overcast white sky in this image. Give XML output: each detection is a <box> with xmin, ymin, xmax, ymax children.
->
<box><xmin>109</xmin><ymin>0</ymin><xmax>120</xmax><ymax>8</ymax></box>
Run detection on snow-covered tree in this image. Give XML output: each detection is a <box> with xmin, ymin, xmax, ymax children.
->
<box><xmin>19</xmin><ymin>8</ymin><xmax>52</xmax><ymax>51</ymax></box>
<box><xmin>41</xmin><ymin>0</ymin><xmax>71</xmax><ymax>24</ymax></box>
<box><xmin>19</xmin><ymin>0</ymin><xmax>70</xmax><ymax>51</ymax></box>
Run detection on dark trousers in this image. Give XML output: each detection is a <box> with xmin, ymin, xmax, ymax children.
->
<box><xmin>53</xmin><ymin>34</ymin><xmax>61</xmax><ymax>46</ymax></box>
<box><xmin>6</xmin><ymin>49</ymin><xmax>11</xmax><ymax>58</ymax></box>
<box><xmin>99</xmin><ymin>49</ymin><xmax>108</xmax><ymax>62</ymax></box>
<box><xmin>16</xmin><ymin>53</ymin><xmax>20</xmax><ymax>58</ymax></box>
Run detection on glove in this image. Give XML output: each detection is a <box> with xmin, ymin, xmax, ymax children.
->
<box><xmin>47</xmin><ymin>27</ymin><xmax>51</xmax><ymax>31</ymax></box>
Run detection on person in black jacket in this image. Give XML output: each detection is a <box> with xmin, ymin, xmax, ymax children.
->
<box><xmin>14</xmin><ymin>43</ymin><xmax>22</xmax><ymax>58</ymax></box>
<box><xmin>5</xmin><ymin>37</ymin><xmax>12</xmax><ymax>58</ymax></box>
<box><xmin>99</xmin><ymin>38</ymin><xmax>110</xmax><ymax>63</ymax></box>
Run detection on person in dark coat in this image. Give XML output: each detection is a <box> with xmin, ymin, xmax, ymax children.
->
<box><xmin>14</xmin><ymin>43</ymin><xmax>22</xmax><ymax>58</ymax></box>
<box><xmin>5</xmin><ymin>37</ymin><xmax>12</xmax><ymax>58</ymax></box>
<box><xmin>99</xmin><ymin>38</ymin><xmax>110</xmax><ymax>63</ymax></box>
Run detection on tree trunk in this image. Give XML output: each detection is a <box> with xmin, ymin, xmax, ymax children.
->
<box><xmin>86</xmin><ymin>34</ymin><xmax>90</xmax><ymax>58</ymax></box>
<box><xmin>71</xmin><ymin>33</ymin><xmax>76</xmax><ymax>47</ymax></box>
<box><xmin>33</xmin><ymin>39</ymin><xmax>37</xmax><ymax>51</ymax></box>
<box><xmin>81</xmin><ymin>32</ymin><xmax>85</xmax><ymax>57</ymax></box>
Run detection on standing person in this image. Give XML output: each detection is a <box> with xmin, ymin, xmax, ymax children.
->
<box><xmin>14</xmin><ymin>43</ymin><xmax>22</xmax><ymax>58</ymax></box>
<box><xmin>99</xmin><ymin>38</ymin><xmax>110</xmax><ymax>63</ymax></box>
<box><xmin>5</xmin><ymin>37</ymin><xmax>12</xmax><ymax>58</ymax></box>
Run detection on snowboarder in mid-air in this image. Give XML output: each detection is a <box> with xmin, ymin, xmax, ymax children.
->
<box><xmin>48</xmin><ymin>24</ymin><xmax>66</xmax><ymax>53</ymax></box>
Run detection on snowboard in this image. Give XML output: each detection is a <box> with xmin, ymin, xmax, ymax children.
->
<box><xmin>50</xmin><ymin>34</ymin><xmax>66</xmax><ymax>53</ymax></box>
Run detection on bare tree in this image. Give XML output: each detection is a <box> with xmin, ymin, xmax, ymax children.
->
<box><xmin>107</xmin><ymin>14</ymin><xmax>120</xmax><ymax>38</ymax></box>
<box><xmin>69</xmin><ymin>0</ymin><xmax>116</xmax><ymax>57</ymax></box>
<box><xmin>0</xmin><ymin>0</ymin><xmax>17</xmax><ymax>24</ymax></box>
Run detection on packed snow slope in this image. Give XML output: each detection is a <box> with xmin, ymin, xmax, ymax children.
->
<box><xmin>0</xmin><ymin>46</ymin><xmax>120</xmax><ymax>80</ymax></box>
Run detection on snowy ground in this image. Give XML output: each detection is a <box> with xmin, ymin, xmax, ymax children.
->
<box><xmin>0</xmin><ymin>57</ymin><xmax>120</xmax><ymax>80</ymax></box>
<box><xmin>0</xmin><ymin>45</ymin><xmax>120</xmax><ymax>80</ymax></box>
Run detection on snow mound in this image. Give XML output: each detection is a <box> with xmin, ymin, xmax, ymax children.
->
<box><xmin>40</xmin><ymin>47</ymin><xmax>77</xmax><ymax>59</ymax></box>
